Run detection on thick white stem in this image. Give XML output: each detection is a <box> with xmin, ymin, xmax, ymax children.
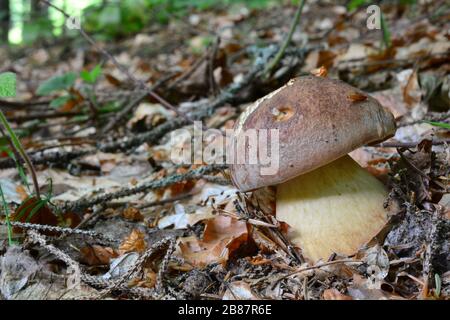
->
<box><xmin>276</xmin><ymin>155</ymin><xmax>390</xmax><ymax>262</ymax></box>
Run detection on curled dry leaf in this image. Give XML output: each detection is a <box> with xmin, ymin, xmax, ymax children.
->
<box><xmin>178</xmin><ymin>215</ymin><xmax>248</xmax><ymax>268</ymax></box>
<box><xmin>310</xmin><ymin>65</ymin><xmax>328</xmax><ymax>77</ymax></box>
<box><xmin>122</xmin><ymin>207</ymin><xmax>144</xmax><ymax>222</ymax></box>
<box><xmin>401</xmin><ymin>69</ymin><xmax>423</xmax><ymax>106</ymax></box>
<box><xmin>347</xmin><ymin>274</ymin><xmax>405</xmax><ymax>300</ymax></box>
<box><xmin>129</xmin><ymin>268</ymin><xmax>157</xmax><ymax>288</ymax></box>
<box><xmin>80</xmin><ymin>245</ymin><xmax>118</xmax><ymax>266</ymax></box>
<box><xmin>323</xmin><ymin>288</ymin><xmax>353</xmax><ymax>300</ymax></box>
<box><xmin>251</xmin><ymin>229</ymin><xmax>277</xmax><ymax>254</ymax></box>
<box><xmin>119</xmin><ymin>229</ymin><xmax>147</xmax><ymax>254</ymax></box>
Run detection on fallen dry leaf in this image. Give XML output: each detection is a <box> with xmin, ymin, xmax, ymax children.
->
<box><xmin>323</xmin><ymin>288</ymin><xmax>353</xmax><ymax>300</ymax></box>
<box><xmin>119</xmin><ymin>229</ymin><xmax>147</xmax><ymax>254</ymax></box>
<box><xmin>122</xmin><ymin>207</ymin><xmax>144</xmax><ymax>222</ymax></box>
<box><xmin>310</xmin><ymin>65</ymin><xmax>328</xmax><ymax>77</ymax></box>
<box><xmin>401</xmin><ymin>69</ymin><xmax>423</xmax><ymax>106</ymax></box>
<box><xmin>11</xmin><ymin>197</ymin><xmax>59</xmax><ymax>235</ymax></box>
<box><xmin>177</xmin><ymin>215</ymin><xmax>248</xmax><ymax>268</ymax></box>
<box><xmin>170</xmin><ymin>167</ymin><xmax>197</xmax><ymax>196</ymax></box>
<box><xmin>80</xmin><ymin>245</ymin><xmax>118</xmax><ymax>266</ymax></box>
<box><xmin>129</xmin><ymin>268</ymin><xmax>157</xmax><ymax>288</ymax></box>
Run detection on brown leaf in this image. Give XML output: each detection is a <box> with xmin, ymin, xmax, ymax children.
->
<box><xmin>119</xmin><ymin>229</ymin><xmax>147</xmax><ymax>254</ymax></box>
<box><xmin>80</xmin><ymin>245</ymin><xmax>118</xmax><ymax>266</ymax></box>
<box><xmin>323</xmin><ymin>288</ymin><xmax>353</xmax><ymax>300</ymax></box>
<box><xmin>61</xmin><ymin>212</ymin><xmax>81</xmax><ymax>228</ymax></box>
<box><xmin>122</xmin><ymin>207</ymin><xmax>144</xmax><ymax>222</ymax></box>
<box><xmin>169</xmin><ymin>167</ymin><xmax>197</xmax><ymax>196</ymax></box>
<box><xmin>15</xmin><ymin>185</ymin><xmax>29</xmax><ymax>201</ymax></box>
<box><xmin>105</xmin><ymin>73</ymin><xmax>123</xmax><ymax>87</ymax></box>
<box><xmin>403</xmin><ymin>69</ymin><xmax>422</xmax><ymax>106</ymax></box>
<box><xmin>310</xmin><ymin>65</ymin><xmax>328</xmax><ymax>77</ymax></box>
<box><xmin>12</xmin><ymin>197</ymin><xmax>58</xmax><ymax>235</ymax></box>
<box><xmin>178</xmin><ymin>215</ymin><xmax>248</xmax><ymax>268</ymax></box>
<box><xmin>129</xmin><ymin>268</ymin><xmax>157</xmax><ymax>288</ymax></box>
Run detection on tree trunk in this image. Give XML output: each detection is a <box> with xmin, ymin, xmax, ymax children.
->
<box><xmin>31</xmin><ymin>0</ymin><xmax>49</xmax><ymax>20</ymax></box>
<box><xmin>0</xmin><ymin>0</ymin><xmax>10</xmax><ymax>43</ymax></box>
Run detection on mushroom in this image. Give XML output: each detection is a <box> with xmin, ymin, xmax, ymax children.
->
<box><xmin>229</xmin><ymin>76</ymin><xmax>397</xmax><ymax>262</ymax></box>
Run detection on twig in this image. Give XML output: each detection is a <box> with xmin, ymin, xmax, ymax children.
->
<box><xmin>0</xmin><ymin>99</ymin><xmax>52</xmax><ymax>108</ymax></box>
<box><xmin>98</xmin><ymin>236</ymin><xmax>175</xmax><ymax>298</ymax></box>
<box><xmin>166</xmin><ymin>52</ymin><xmax>210</xmax><ymax>90</ymax></box>
<box><xmin>373</xmin><ymin>139</ymin><xmax>450</xmax><ymax>149</ymax></box>
<box><xmin>272</xmin><ymin>259</ymin><xmax>363</xmax><ymax>288</ymax></box>
<box><xmin>263</xmin><ymin>0</ymin><xmax>306</xmax><ymax>77</ymax></box>
<box><xmin>2</xmin><ymin>220</ymin><xmax>117</xmax><ymax>244</ymax></box>
<box><xmin>136</xmin><ymin>193</ymin><xmax>193</xmax><ymax>209</ymax></box>
<box><xmin>0</xmin><ymin>45</ymin><xmax>286</xmax><ymax>169</ymax></box>
<box><xmin>101</xmin><ymin>73</ymin><xmax>175</xmax><ymax>134</ymax></box>
<box><xmin>6</xmin><ymin>111</ymin><xmax>82</xmax><ymax>123</ymax></box>
<box><xmin>58</xmin><ymin>164</ymin><xmax>227</xmax><ymax>213</ymax></box>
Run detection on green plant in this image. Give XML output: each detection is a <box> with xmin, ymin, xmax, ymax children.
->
<box><xmin>380</xmin><ymin>11</ymin><xmax>391</xmax><ymax>49</ymax></box>
<box><xmin>84</xmin><ymin>0</ymin><xmax>150</xmax><ymax>38</ymax></box>
<box><xmin>0</xmin><ymin>185</ymin><xmax>15</xmax><ymax>246</ymax></box>
<box><xmin>0</xmin><ymin>144</ymin><xmax>31</xmax><ymax>192</ymax></box>
<box><xmin>37</xmin><ymin>64</ymin><xmax>103</xmax><ymax>109</ymax></box>
<box><xmin>80</xmin><ymin>64</ymin><xmax>102</xmax><ymax>84</ymax></box>
<box><xmin>0</xmin><ymin>72</ymin><xmax>41</xmax><ymax>200</ymax></box>
<box><xmin>14</xmin><ymin>181</ymin><xmax>57</xmax><ymax>224</ymax></box>
<box><xmin>0</xmin><ymin>72</ymin><xmax>16</xmax><ymax>97</ymax></box>
<box><xmin>425</xmin><ymin>120</ymin><xmax>450</xmax><ymax>130</ymax></box>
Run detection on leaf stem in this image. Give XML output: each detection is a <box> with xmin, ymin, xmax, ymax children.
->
<box><xmin>263</xmin><ymin>0</ymin><xmax>306</xmax><ymax>77</ymax></box>
<box><xmin>0</xmin><ymin>110</ymin><xmax>41</xmax><ymax>199</ymax></box>
<box><xmin>0</xmin><ymin>185</ymin><xmax>14</xmax><ymax>245</ymax></box>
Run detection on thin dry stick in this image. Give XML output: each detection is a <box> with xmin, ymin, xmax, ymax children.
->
<box><xmin>0</xmin><ymin>45</ymin><xmax>275</xmax><ymax>170</ymax></box>
<box><xmin>263</xmin><ymin>0</ymin><xmax>306</xmax><ymax>76</ymax></box>
<box><xmin>101</xmin><ymin>73</ymin><xmax>176</xmax><ymax>134</ymax></box>
<box><xmin>59</xmin><ymin>164</ymin><xmax>227</xmax><ymax>213</ymax></box>
<box><xmin>272</xmin><ymin>259</ymin><xmax>363</xmax><ymax>288</ymax></box>
<box><xmin>373</xmin><ymin>139</ymin><xmax>450</xmax><ymax>149</ymax></box>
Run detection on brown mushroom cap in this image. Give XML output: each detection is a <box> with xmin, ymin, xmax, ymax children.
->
<box><xmin>229</xmin><ymin>76</ymin><xmax>396</xmax><ymax>191</ymax></box>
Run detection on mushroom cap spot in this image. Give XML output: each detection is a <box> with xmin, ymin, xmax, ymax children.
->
<box><xmin>229</xmin><ymin>76</ymin><xmax>396</xmax><ymax>191</ymax></box>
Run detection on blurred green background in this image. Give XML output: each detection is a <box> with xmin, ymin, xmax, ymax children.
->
<box><xmin>0</xmin><ymin>0</ymin><xmax>292</xmax><ymax>45</ymax></box>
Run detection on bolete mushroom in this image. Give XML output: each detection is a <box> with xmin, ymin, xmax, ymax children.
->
<box><xmin>229</xmin><ymin>75</ymin><xmax>397</xmax><ymax>262</ymax></box>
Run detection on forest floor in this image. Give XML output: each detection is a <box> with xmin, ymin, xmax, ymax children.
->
<box><xmin>0</xmin><ymin>1</ymin><xmax>449</xmax><ymax>300</ymax></box>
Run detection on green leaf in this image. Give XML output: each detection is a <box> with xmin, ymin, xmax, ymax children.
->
<box><xmin>424</xmin><ymin>120</ymin><xmax>450</xmax><ymax>129</ymax></box>
<box><xmin>49</xmin><ymin>95</ymin><xmax>72</xmax><ymax>108</ymax></box>
<box><xmin>347</xmin><ymin>0</ymin><xmax>371</xmax><ymax>10</ymax></box>
<box><xmin>80</xmin><ymin>64</ymin><xmax>102</xmax><ymax>84</ymax></box>
<box><xmin>0</xmin><ymin>72</ymin><xmax>17</xmax><ymax>98</ymax></box>
<box><xmin>36</xmin><ymin>72</ymin><xmax>77</xmax><ymax>96</ymax></box>
<box><xmin>0</xmin><ymin>184</ymin><xmax>15</xmax><ymax>246</ymax></box>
